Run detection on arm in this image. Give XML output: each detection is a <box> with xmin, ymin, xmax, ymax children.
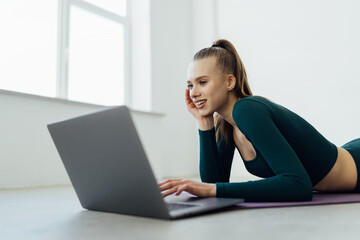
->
<box><xmin>199</xmin><ymin>127</ymin><xmax>235</xmax><ymax>183</ymax></box>
<box><xmin>216</xmin><ymin>100</ymin><xmax>313</xmax><ymax>202</ymax></box>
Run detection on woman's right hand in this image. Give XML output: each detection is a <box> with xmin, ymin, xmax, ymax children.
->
<box><xmin>185</xmin><ymin>88</ymin><xmax>214</xmax><ymax>130</ymax></box>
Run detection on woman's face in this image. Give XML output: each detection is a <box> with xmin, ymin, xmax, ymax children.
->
<box><xmin>187</xmin><ymin>56</ymin><xmax>230</xmax><ymax>117</ymax></box>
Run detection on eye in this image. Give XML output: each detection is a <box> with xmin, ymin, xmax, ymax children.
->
<box><xmin>199</xmin><ymin>81</ymin><xmax>207</xmax><ymax>85</ymax></box>
<box><xmin>187</xmin><ymin>84</ymin><xmax>193</xmax><ymax>89</ymax></box>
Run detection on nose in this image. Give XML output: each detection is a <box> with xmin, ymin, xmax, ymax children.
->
<box><xmin>190</xmin><ymin>85</ymin><xmax>200</xmax><ymax>100</ymax></box>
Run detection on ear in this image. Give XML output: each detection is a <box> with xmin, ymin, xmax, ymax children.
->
<box><xmin>226</xmin><ymin>74</ymin><xmax>236</xmax><ymax>91</ymax></box>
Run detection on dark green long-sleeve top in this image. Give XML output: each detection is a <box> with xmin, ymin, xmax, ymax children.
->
<box><xmin>199</xmin><ymin>96</ymin><xmax>338</xmax><ymax>202</ymax></box>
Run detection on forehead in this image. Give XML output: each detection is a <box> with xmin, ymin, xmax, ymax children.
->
<box><xmin>187</xmin><ymin>56</ymin><xmax>219</xmax><ymax>81</ymax></box>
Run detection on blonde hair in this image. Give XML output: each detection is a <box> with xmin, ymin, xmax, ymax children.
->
<box><xmin>193</xmin><ymin>39</ymin><xmax>253</xmax><ymax>143</ymax></box>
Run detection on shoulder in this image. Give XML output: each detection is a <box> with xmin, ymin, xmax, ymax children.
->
<box><xmin>232</xmin><ymin>96</ymin><xmax>276</xmax><ymax>130</ymax></box>
<box><xmin>232</xmin><ymin>96</ymin><xmax>274</xmax><ymax>117</ymax></box>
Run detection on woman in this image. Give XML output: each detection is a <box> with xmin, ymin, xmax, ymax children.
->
<box><xmin>158</xmin><ymin>39</ymin><xmax>360</xmax><ymax>202</ymax></box>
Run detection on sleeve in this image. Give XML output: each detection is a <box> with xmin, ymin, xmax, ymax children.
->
<box><xmin>216</xmin><ymin>100</ymin><xmax>313</xmax><ymax>202</ymax></box>
<box><xmin>199</xmin><ymin>127</ymin><xmax>235</xmax><ymax>183</ymax></box>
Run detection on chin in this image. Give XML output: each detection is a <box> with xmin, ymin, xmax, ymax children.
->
<box><xmin>199</xmin><ymin>109</ymin><xmax>214</xmax><ymax>117</ymax></box>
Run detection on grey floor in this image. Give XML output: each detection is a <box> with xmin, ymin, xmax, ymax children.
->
<box><xmin>1</xmin><ymin>186</ymin><xmax>359</xmax><ymax>240</ymax></box>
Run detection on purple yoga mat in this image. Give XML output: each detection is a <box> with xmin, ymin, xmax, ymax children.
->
<box><xmin>177</xmin><ymin>192</ymin><xmax>360</xmax><ymax>209</ymax></box>
<box><xmin>236</xmin><ymin>192</ymin><xmax>360</xmax><ymax>209</ymax></box>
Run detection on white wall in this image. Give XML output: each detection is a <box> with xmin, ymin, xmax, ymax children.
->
<box><xmin>150</xmin><ymin>0</ymin><xmax>199</xmax><ymax>179</ymax></box>
<box><xmin>192</xmin><ymin>0</ymin><xmax>218</xmax><ymax>52</ymax></box>
<box><xmin>0</xmin><ymin>91</ymin><xmax>100</xmax><ymax>187</ymax></box>
<box><xmin>0</xmin><ymin>91</ymin><xmax>167</xmax><ymax>188</ymax></box>
<box><xmin>215</xmin><ymin>0</ymin><xmax>360</xmax><ymax>180</ymax></box>
<box><xmin>129</xmin><ymin>0</ymin><xmax>152</xmax><ymax>111</ymax></box>
<box><xmin>217</xmin><ymin>0</ymin><xmax>360</xmax><ymax>142</ymax></box>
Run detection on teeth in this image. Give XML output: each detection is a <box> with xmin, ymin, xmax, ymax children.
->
<box><xmin>196</xmin><ymin>100</ymin><xmax>205</xmax><ymax>106</ymax></box>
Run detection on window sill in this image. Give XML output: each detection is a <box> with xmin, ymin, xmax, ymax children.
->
<box><xmin>0</xmin><ymin>89</ymin><xmax>165</xmax><ymax>117</ymax></box>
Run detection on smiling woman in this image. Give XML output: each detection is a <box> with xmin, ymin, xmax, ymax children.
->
<box><xmin>159</xmin><ymin>39</ymin><xmax>360</xmax><ymax>202</ymax></box>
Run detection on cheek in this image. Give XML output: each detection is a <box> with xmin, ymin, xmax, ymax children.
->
<box><xmin>210</xmin><ymin>85</ymin><xmax>228</xmax><ymax>103</ymax></box>
<box><xmin>201</xmin><ymin>86</ymin><xmax>228</xmax><ymax>113</ymax></box>
<box><xmin>206</xmin><ymin>83</ymin><xmax>223</xmax><ymax>96</ymax></box>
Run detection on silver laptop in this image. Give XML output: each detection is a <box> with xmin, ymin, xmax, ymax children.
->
<box><xmin>47</xmin><ymin>105</ymin><xmax>243</xmax><ymax>220</ymax></box>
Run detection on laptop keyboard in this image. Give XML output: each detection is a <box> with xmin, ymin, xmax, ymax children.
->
<box><xmin>167</xmin><ymin>203</ymin><xmax>199</xmax><ymax>211</ymax></box>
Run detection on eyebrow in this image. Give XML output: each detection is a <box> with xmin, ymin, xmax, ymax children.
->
<box><xmin>187</xmin><ymin>75</ymin><xmax>209</xmax><ymax>84</ymax></box>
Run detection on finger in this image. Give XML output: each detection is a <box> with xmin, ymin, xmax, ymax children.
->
<box><xmin>185</xmin><ymin>88</ymin><xmax>193</xmax><ymax>105</ymax></box>
<box><xmin>158</xmin><ymin>178</ymin><xmax>183</xmax><ymax>187</ymax></box>
<box><xmin>175</xmin><ymin>184</ymin><xmax>189</xmax><ymax>196</ymax></box>
<box><xmin>158</xmin><ymin>179</ymin><xmax>178</xmax><ymax>186</ymax></box>
<box><xmin>186</xmin><ymin>100</ymin><xmax>196</xmax><ymax>110</ymax></box>
<box><xmin>185</xmin><ymin>88</ymin><xmax>189</xmax><ymax>99</ymax></box>
<box><xmin>159</xmin><ymin>180</ymin><xmax>184</xmax><ymax>191</ymax></box>
<box><xmin>162</xmin><ymin>187</ymin><xmax>179</xmax><ymax>198</ymax></box>
<box><xmin>159</xmin><ymin>182</ymin><xmax>181</xmax><ymax>192</ymax></box>
<box><xmin>159</xmin><ymin>182</ymin><xmax>172</xmax><ymax>192</ymax></box>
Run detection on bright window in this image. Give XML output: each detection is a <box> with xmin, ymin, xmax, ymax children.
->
<box><xmin>59</xmin><ymin>0</ymin><xmax>128</xmax><ymax>106</ymax></box>
<box><xmin>0</xmin><ymin>0</ymin><xmax>129</xmax><ymax>106</ymax></box>
<box><xmin>0</xmin><ymin>0</ymin><xmax>57</xmax><ymax>97</ymax></box>
<box><xmin>84</xmin><ymin>0</ymin><xmax>126</xmax><ymax>16</ymax></box>
<box><xmin>68</xmin><ymin>6</ymin><xmax>125</xmax><ymax>105</ymax></box>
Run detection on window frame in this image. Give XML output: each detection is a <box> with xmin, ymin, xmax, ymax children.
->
<box><xmin>56</xmin><ymin>0</ymin><xmax>131</xmax><ymax>105</ymax></box>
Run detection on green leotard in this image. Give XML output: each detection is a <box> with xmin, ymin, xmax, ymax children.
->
<box><xmin>199</xmin><ymin>96</ymin><xmax>338</xmax><ymax>202</ymax></box>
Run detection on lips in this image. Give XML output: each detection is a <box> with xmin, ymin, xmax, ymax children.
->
<box><xmin>194</xmin><ymin>99</ymin><xmax>206</xmax><ymax>109</ymax></box>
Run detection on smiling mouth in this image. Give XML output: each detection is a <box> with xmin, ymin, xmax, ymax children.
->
<box><xmin>195</xmin><ymin>100</ymin><xmax>206</xmax><ymax>108</ymax></box>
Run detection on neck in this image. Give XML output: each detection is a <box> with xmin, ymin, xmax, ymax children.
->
<box><xmin>216</xmin><ymin>94</ymin><xmax>240</xmax><ymax>128</ymax></box>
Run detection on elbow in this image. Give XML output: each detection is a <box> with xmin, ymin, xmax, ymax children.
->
<box><xmin>291</xmin><ymin>178</ymin><xmax>313</xmax><ymax>201</ymax></box>
<box><xmin>200</xmin><ymin>171</ymin><xmax>229</xmax><ymax>183</ymax></box>
<box><xmin>279</xmin><ymin>174</ymin><xmax>313</xmax><ymax>202</ymax></box>
<box><xmin>199</xmin><ymin>170</ymin><xmax>214</xmax><ymax>183</ymax></box>
<box><xmin>200</xmin><ymin>173</ymin><xmax>217</xmax><ymax>183</ymax></box>
<box><xmin>297</xmin><ymin>185</ymin><xmax>313</xmax><ymax>201</ymax></box>
<box><xmin>200</xmin><ymin>175</ymin><xmax>210</xmax><ymax>183</ymax></box>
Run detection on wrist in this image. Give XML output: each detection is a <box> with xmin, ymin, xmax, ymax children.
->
<box><xmin>210</xmin><ymin>184</ymin><xmax>217</xmax><ymax>197</ymax></box>
<box><xmin>198</xmin><ymin>118</ymin><xmax>214</xmax><ymax>131</ymax></box>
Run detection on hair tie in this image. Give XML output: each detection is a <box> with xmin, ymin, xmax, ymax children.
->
<box><xmin>211</xmin><ymin>44</ymin><xmax>221</xmax><ymax>48</ymax></box>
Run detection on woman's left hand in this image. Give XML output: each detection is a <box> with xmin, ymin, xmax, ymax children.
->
<box><xmin>158</xmin><ymin>179</ymin><xmax>216</xmax><ymax>198</ymax></box>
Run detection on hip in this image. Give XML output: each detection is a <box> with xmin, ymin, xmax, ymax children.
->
<box><xmin>313</xmin><ymin>146</ymin><xmax>357</xmax><ymax>192</ymax></box>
